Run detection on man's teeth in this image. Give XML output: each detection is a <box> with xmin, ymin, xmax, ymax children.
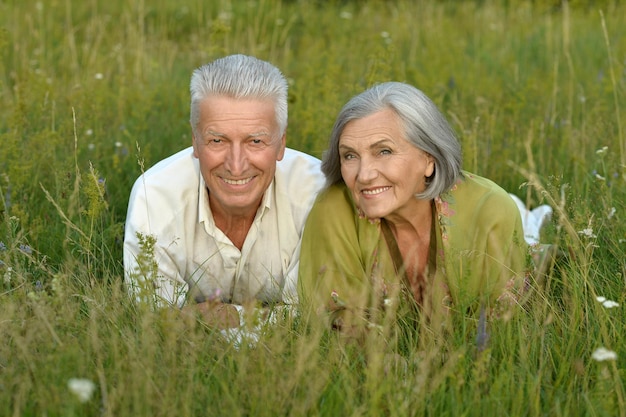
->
<box><xmin>224</xmin><ymin>177</ymin><xmax>252</xmax><ymax>185</ymax></box>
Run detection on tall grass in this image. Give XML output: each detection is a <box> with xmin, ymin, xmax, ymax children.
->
<box><xmin>1</xmin><ymin>0</ymin><xmax>625</xmax><ymax>415</ymax></box>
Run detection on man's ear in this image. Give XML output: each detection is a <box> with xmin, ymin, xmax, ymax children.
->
<box><xmin>276</xmin><ymin>132</ymin><xmax>287</xmax><ymax>161</ymax></box>
<box><xmin>191</xmin><ymin>125</ymin><xmax>199</xmax><ymax>158</ymax></box>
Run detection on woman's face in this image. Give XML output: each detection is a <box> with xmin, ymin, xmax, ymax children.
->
<box><xmin>339</xmin><ymin>108</ymin><xmax>434</xmax><ymax>220</ymax></box>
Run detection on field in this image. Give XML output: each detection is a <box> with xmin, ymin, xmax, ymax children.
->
<box><xmin>1</xmin><ymin>0</ymin><xmax>625</xmax><ymax>415</ymax></box>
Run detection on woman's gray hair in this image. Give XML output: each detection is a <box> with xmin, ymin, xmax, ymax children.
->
<box><xmin>189</xmin><ymin>54</ymin><xmax>288</xmax><ymax>138</ymax></box>
<box><xmin>322</xmin><ymin>81</ymin><xmax>463</xmax><ymax>200</ymax></box>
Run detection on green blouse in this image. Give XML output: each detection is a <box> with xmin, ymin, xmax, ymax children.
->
<box><xmin>298</xmin><ymin>171</ymin><xmax>528</xmax><ymax>325</ymax></box>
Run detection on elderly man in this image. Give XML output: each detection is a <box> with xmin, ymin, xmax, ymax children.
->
<box><xmin>123</xmin><ymin>55</ymin><xmax>325</xmax><ymax>328</ymax></box>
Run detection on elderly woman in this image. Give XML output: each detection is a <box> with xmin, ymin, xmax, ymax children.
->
<box><xmin>298</xmin><ymin>82</ymin><xmax>530</xmax><ymax>333</ymax></box>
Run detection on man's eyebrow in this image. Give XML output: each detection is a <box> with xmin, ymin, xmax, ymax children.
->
<box><xmin>249</xmin><ymin>131</ymin><xmax>272</xmax><ymax>138</ymax></box>
<box><xmin>202</xmin><ymin>130</ymin><xmax>273</xmax><ymax>138</ymax></box>
<box><xmin>203</xmin><ymin>130</ymin><xmax>226</xmax><ymax>137</ymax></box>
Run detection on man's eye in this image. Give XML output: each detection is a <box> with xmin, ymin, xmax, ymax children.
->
<box><xmin>204</xmin><ymin>138</ymin><xmax>224</xmax><ymax>146</ymax></box>
<box><xmin>251</xmin><ymin>139</ymin><xmax>262</xmax><ymax>144</ymax></box>
<box><xmin>380</xmin><ymin>149</ymin><xmax>391</xmax><ymax>155</ymax></box>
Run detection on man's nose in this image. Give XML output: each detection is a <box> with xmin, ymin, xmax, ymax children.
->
<box><xmin>224</xmin><ymin>144</ymin><xmax>248</xmax><ymax>176</ymax></box>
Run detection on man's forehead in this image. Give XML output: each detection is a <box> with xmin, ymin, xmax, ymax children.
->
<box><xmin>201</xmin><ymin>128</ymin><xmax>273</xmax><ymax>138</ymax></box>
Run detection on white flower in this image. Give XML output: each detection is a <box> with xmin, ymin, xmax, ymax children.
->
<box><xmin>591</xmin><ymin>347</ymin><xmax>617</xmax><ymax>362</ymax></box>
<box><xmin>94</xmin><ymin>73</ymin><xmax>104</xmax><ymax>80</ymax></box>
<box><xmin>85</xmin><ymin>129</ymin><xmax>93</xmax><ymax>136</ymax></box>
<box><xmin>578</xmin><ymin>228</ymin><xmax>596</xmax><ymax>238</ymax></box>
<box><xmin>68</xmin><ymin>378</ymin><xmax>96</xmax><ymax>403</ymax></box>
<box><xmin>595</xmin><ymin>173</ymin><xmax>606</xmax><ymax>181</ymax></box>
<box><xmin>218</xmin><ymin>11</ymin><xmax>232</xmax><ymax>21</ymax></box>
<box><xmin>339</xmin><ymin>11</ymin><xmax>353</xmax><ymax>19</ymax></box>
<box><xmin>596</xmin><ymin>296</ymin><xmax>619</xmax><ymax>308</ymax></box>
<box><xmin>608</xmin><ymin>207</ymin><xmax>616</xmax><ymax>219</ymax></box>
<box><xmin>3</xmin><ymin>266</ymin><xmax>12</xmax><ymax>285</ymax></box>
<box><xmin>595</xmin><ymin>146</ymin><xmax>608</xmax><ymax>155</ymax></box>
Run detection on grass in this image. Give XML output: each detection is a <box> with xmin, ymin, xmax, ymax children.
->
<box><xmin>1</xmin><ymin>0</ymin><xmax>625</xmax><ymax>415</ymax></box>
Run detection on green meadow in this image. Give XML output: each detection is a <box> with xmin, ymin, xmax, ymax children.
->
<box><xmin>1</xmin><ymin>0</ymin><xmax>625</xmax><ymax>415</ymax></box>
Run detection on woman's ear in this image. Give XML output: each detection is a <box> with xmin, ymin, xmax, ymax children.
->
<box><xmin>425</xmin><ymin>154</ymin><xmax>435</xmax><ymax>178</ymax></box>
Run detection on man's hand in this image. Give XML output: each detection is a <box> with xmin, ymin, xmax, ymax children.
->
<box><xmin>182</xmin><ymin>301</ymin><xmax>241</xmax><ymax>329</ymax></box>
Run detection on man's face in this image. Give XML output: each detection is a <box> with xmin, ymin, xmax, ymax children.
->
<box><xmin>192</xmin><ymin>96</ymin><xmax>286</xmax><ymax>219</ymax></box>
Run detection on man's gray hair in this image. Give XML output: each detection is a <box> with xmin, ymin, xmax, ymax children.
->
<box><xmin>322</xmin><ymin>81</ymin><xmax>463</xmax><ymax>200</ymax></box>
<box><xmin>189</xmin><ymin>54</ymin><xmax>288</xmax><ymax>138</ymax></box>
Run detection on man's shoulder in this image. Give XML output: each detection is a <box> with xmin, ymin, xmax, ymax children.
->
<box><xmin>275</xmin><ymin>148</ymin><xmax>325</xmax><ymax>194</ymax></box>
<box><xmin>129</xmin><ymin>147</ymin><xmax>199</xmax><ymax>205</ymax></box>
<box><xmin>141</xmin><ymin>147</ymin><xmax>197</xmax><ymax>180</ymax></box>
<box><xmin>277</xmin><ymin>148</ymin><xmax>322</xmax><ymax>171</ymax></box>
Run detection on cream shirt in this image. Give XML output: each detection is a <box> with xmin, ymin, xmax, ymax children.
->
<box><xmin>123</xmin><ymin>146</ymin><xmax>325</xmax><ymax>308</ymax></box>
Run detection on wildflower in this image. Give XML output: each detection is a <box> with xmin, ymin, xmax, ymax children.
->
<box><xmin>596</xmin><ymin>296</ymin><xmax>619</xmax><ymax>309</ymax></box>
<box><xmin>85</xmin><ymin>129</ymin><xmax>93</xmax><ymax>136</ymax></box>
<box><xmin>19</xmin><ymin>244</ymin><xmax>32</xmax><ymax>255</ymax></box>
<box><xmin>339</xmin><ymin>11</ymin><xmax>353</xmax><ymax>19</ymax></box>
<box><xmin>51</xmin><ymin>276</ymin><xmax>62</xmax><ymax>295</ymax></box>
<box><xmin>330</xmin><ymin>290</ymin><xmax>346</xmax><ymax>308</ymax></box>
<box><xmin>591</xmin><ymin>347</ymin><xmax>617</xmax><ymax>362</ymax></box>
<box><xmin>218</xmin><ymin>11</ymin><xmax>232</xmax><ymax>21</ymax></box>
<box><xmin>115</xmin><ymin>141</ymin><xmax>122</xmax><ymax>148</ymax></box>
<box><xmin>88</xmin><ymin>143</ymin><xmax>95</xmax><ymax>151</ymax></box>
<box><xmin>608</xmin><ymin>207</ymin><xmax>616</xmax><ymax>219</ymax></box>
<box><xmin>68</xmin><ymin>378</ymin><xmax>96</xmax><ymax>403</ymax></box>
<box><xmin>380</xmin><ymin>31</ymin><xmax>392</xmax><ymax>45</ymax></box>
<box><xmin>94</xmin><ymin>73</ymin><xmax>104</xmax><ymax>80</ymax></box>
<box><xmin>578</xmin><ymin>228</ymin><xmax>596</xmax><ymax>238</ymax></box>
<box><xmin>595</xmin><ymin>173</ymin><xmax>606</xmax><ymax>181</ymax></box>
<box><xmin>3</xmin><ymin>267</ymin><xmax>12</xmax><ymax>285</ymax></box>
<box><xmin>0</xmin><ymin>241</ymin><xmax>6</xmax><ymax>251</ymax></box>
<box><xmin>595</xmin><ymin>146</ymin><xmax>608</xmax><ymax>156</ymax></box>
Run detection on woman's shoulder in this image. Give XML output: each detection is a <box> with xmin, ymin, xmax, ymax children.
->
<box><xmin>314</xmin><ymin>182</ymin><xmax>353</xmax><ymax>206</ymax></box>
<box><xmin>450</xmin><ymin>171</ymin><xmax>516</xmax><ymax>208</ymax></box>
